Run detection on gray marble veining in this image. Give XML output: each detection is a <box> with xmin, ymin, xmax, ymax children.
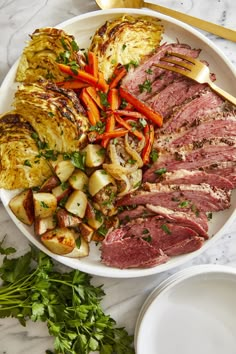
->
<box><xmin>0</xmin><ymin>0</ymin><xmax>235</xmax><ymax>352</ymax></box>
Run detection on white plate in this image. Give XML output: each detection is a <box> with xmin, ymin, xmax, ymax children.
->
<box><xmin>0</xmin><ymin>9</ymin><xmax>236</xmax><ymax>278</ymax></box>
<box><xmin>136</xmin><ymin>265</ymin><xmax>236</xmax><ymax>354</ymax></box>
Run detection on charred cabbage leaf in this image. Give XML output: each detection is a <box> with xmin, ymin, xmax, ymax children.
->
<box><xmin>14</xmin><ymin>79</ymin><xmax>89</xmax><ymax>153</ymax></box>
<box><xmin>0</xmin><ymin>112</ymin><xmax>52</xmax><ymax>189</ymax></box>
<box><xmin>16</xmin><ymin>27</ymin><xmax>85</xmax><ymax>82</ymax></box>
<box><xmin>89</xmin><ymin>15</ymin><xmax>164</xmax><ymax>80</ymax></box>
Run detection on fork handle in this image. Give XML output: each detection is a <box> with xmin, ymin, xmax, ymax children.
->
<box><xmin>145</xmin><ymin>2</ymin><xmax>236</xmax><ymax>42</ymax></box>
<box><xmin>209</xmin><ymin>82</ymin><xmax>236</xmax><ymax>105</ymax></box>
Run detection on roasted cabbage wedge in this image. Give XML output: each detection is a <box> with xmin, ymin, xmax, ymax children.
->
<box><xmin>89</xmin><ymin>15</ymin><xmax>164</xmax><ymax>80</ymax></box>
<box><xmin>14</xmin><ymin>79</ymin><xmax>89</xmax><ymax>152</ymax></box>
<box><xmin>16</xmin><ymin>27</ymin><xmax>85</xmax><ymax>82</ymax></box>
<box><xmin>0</xmin><ymin>112</ymin><xmax>52</xmax><ymax>189</ymax></box>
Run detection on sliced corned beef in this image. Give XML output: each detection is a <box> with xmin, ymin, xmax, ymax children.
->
<box><xmin>118</xmin><ymin>204</ymin><xmax>208</xmax><ymax>237</ymax></box>
<box><xmin>101</xmin><ymin>228</ymin><xmax>169</xmax><ymax>269</ymax></box>
<box><xmin>152</xmin><ymin>169</ymin><xmax>234</xmax><ymax>190</ymax></box>
<box><xmin>117</xmin><ymin>183</ymin><xmax>231</xmax><ymax>212</ymax></box>
<box><xmin>164</xmin><ymin>236</ymin><xmax>204</xmax><ymax>256</ymax></box>
<box><xmin>101</xmin><ymin>216</ymin><xmax>205</xmax><ymax>268</ymax></box>
<box><xmin>203</xmin><ymin>161</ymin><xmax>236</xmax><ymax>188</ymax></box>
<box><xmin>143</xmin><ymin>143</ymin><xmax>236</xmax><ymax>182</ymax></box>
<box><xmin>169</xmin><ymin>118</ymin><xmax>236</xmax><ymax>148</ymax></box>
<box><xmin>147</xmin><ymin>78</ymin><xmax>206</xmax><ymax>119</ymax></box>
<box><xmin>145</xmin><ymin>204</ymin><xmax>208</xmax><ymax>238</ymax></box>
<box><xmin>122</xmin><ymin>43</ymin><xmax>201</xmax><ymax>97</ymax></box>
<box><xmin>118</xmin><ymin>205</ymin><xmax>157</xmax><ymax>223</ymax></box>
<box><xmin>159</xmin><ymin>89</ymin><xmax>224</xmax><ymax>133</ymax></box>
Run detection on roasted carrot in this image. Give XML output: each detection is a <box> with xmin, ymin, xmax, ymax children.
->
<box><xmin>109</xmin><ymin>64</ymin><xmax>127</xmax><ymax>89</ymax></box>
<box><xmin>56</xmin><ymin>80</ymin><xmax>89</xmax><ymax>89</ymax></box>
<box><xmin>141</xmin><ymin>124</ymin><xmax>155</xmax><ymax>164</ymax></box>
<box><xmin>85</xmin><ymin>86</ymin><xmax>105</xmax><ymax>110</ymax></box>
<box><xmin>88</xmin><ymin>51</ymin><xmax>99</xmax><ymax>78</ymax></box>
<box><xmin>114</xmin><ymin>110</ymin><xmax>146</xmax><ymax>119</ymax></box>
<box><xmin>58</xmin><ymin>63</ymin><xmax>108</xmax><ymax>92</ymax></box>
<box><xmin>96</xmin><ymin>129</ymin><xmax>128</xmax><ymax>140</ymax></box>
<box><xmin>115</xmin><ymin>114</ymin><xmax>144</xmax><ymax>141</ymax></box>
<box><xmin>101</xmin><ymin>113</ymin><xmax>116</xmax><ymax>148</ymax></box>
<box><xmin>80</xmin><ymin>88</ymin><xmax>100</xmax><ymax>125</ymax></box>
<box><xmin>119</xmin><ymin>87</ymin><xmax>163</xmax><ymax>127</ymax></box>
<box><xmin>107</xmin><ymin>88</ymin><xmax>121</xmax><ymax>111</ymax></box>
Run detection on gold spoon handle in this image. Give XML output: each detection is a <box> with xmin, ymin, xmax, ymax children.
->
<box><xmin>145</xmin><ymin>2</ymin><xmax>236</xmax><ymax>42</ymax></box>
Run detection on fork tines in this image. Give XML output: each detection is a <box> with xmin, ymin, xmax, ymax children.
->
<box><xmin>153</xmin><ymin>51</ymin><xmax>195</xmax><ymax>75</ymax></box>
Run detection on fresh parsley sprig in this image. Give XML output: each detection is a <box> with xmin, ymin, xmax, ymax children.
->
<box><xmin>0</xmin><ymin>245</ymin><xmax>134</xmax><ymax>354</ymax></box>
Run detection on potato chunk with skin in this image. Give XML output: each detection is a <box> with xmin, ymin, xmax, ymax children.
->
<box><xmin>68</xmin><ymin>169</ymin><xmax>89</xmax><ymax>191</ymax></box>
<box><xmin>41</xmin><ymin>227</ymin><xmax>76</xmax><ymax>255</ymax></box>
<box><xmin>64</xmin><ymin>236</ymin><xmax>89</xmax><ymax>258</ymax></box>
<box><xmin>33</xmin><ymin>192</ymin><xmax>57</xmax><ymax>218</ymax></box>
<box><xmin>83</xmin><ymin>144</ymin><xmax>105</xmax><ymax>168</ymax></box>
<box><xmin>65</xmin><ymin>190</ymin><xmax>88</xmax><ymax>218</ymax></box>
<box><xmin>9</xmin><ymin>189</ymin><xmax>34</xmax><ymax>225</ymax></box>
<box><xmin>34</xmin><ymin>215</ymin><xmax>57</xmax><ymax>236</ymax></box>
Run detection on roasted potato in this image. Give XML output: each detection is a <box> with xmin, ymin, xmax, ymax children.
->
<box><xmin>41</xmin><ymin>227</ymin><xmax>76</xmax><ymax>255</ymax></box>
<box><xmin>33</xmin><ymin>192</ymin><xmax>57</xmax><ymax>218</ymax></box>
<box><xmin>83</xmin><ymin>144</ymin><xmax>106</xmax><ymax>167</ymax></box>
<box><xmin>64</xmin><ymin>236</ymin><xmax>89</xmax><ymax>258</ymax></box>
<box><xmin>65</xmin><ymin>190</ymin><xmax>88</xmax><ymax>218</ymax></box>
<box><xmin>9</xmin><ymin>189</ymin><xmax>34</xmax><ymax>225</ymax></box>
<box><xmin>56</xmin><ymin>208</ymin><xmax>82</xmax><ymax>228</ymax></box>
<box><xmin>34</xmin><ymin>215</ymin><xmax>57</xmax><ymax>236</ymax></box>
<box><xmin>88</xmin><ymin>170</ymin><xmax>115</xmax><ymax>197</ymax></box>
<box><xmin>68</xmin><ymin>169</ymin><xmax>89</xmax><ymax>191</ymax></box>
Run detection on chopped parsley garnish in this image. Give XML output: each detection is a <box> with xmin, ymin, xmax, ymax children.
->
<box><xmin>150</xmin><ymin>149</ymin><xmax>159</xmax><ymax>163</ymax></box>
<box><xmin>142</xmin><ymin>235</ymin><xmax>152</xmax><ymax>243</ymax></box>
<box><xmin>23</xmin><ymin>160</ymin><xmax>32</xmax><ymax>167</ymax></box>
<box><xmin>145</xmin><ymin>68</ymin><xmax>153</xmax><ymax>74</ymax></box>
<box><xmin>154</xmin><ymin>167</ymin><xmax>167</xmax><ymax>175</ymax></box>
<box><xmin>139</xmin><ymin>79</ymin><xmax>152</xmax><ymax>93</ymax></box>
<box><xmin>161</xmin><ymin>224</ymin><xmax>172</xmax><ymax>235</ymax></box>
<box><xmin>179</xmin><ymin>200</ymin><xmax>189</xmax><ymax>208</ymax></box>
<box><xmin>89</xmin><ymin>121</ymin><xmax>106</xmax><ymax>134</ymax></box>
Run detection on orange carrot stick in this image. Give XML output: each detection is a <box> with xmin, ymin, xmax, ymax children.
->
<box><xmin>119</xmin><ymin>87</ymin><xmax>163</xmax><ymax>127</ymax></box>
<box><xmin>80</xmin><ymin>88</ymin><xmax>100</xmax><ymax>125</ymax></box>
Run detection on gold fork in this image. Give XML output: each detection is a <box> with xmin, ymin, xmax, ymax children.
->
<box><xmin>154</xmin><ymin>52</ymin><xmax>236</xmax><ymax>105</ymax></box>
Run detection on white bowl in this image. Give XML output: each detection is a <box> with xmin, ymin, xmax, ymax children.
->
<box><xmin>135</xmin><ymin>265</ymin><xmax>236</xmax><ymax>354</ymax></box>
<box><xmin>0</xmin><ymin>9</ymin><xmax>235</xmax><ymax>278</ymax></box>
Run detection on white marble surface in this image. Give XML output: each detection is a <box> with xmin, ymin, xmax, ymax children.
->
<box><xmin>0</xmin><ymin>0</ymin><xmax>236</xmax><ymax>352</ymax></box>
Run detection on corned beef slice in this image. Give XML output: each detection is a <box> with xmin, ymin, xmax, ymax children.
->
<box><xmin>145</xmin><ymin>205</ymin><xmax>209</xmax><ymax>238</ymax></box>
<box><xmin>101</xmin><ymin>217</ymin><xmax>204</xmax><ymax>268</ymax></box>
<box><xmin>203</xmin><ymin>162</ymin><xmax>236</xmax><ymax>188</ymax></box>
<box><xmin>101</xmin><ymin>228</ymin><xmax>169</xmax><ymax>269</ymax></box>
<box><xmin>122</xmin><ymin>42</ymin><xmax>201</xmax><ymax>98</ymax></box>
<box><xmin>118</xmin><ymin>204</ymin><xmax>208</xmax><ymax>238</ymax></box>
<box><xmin>156</xmin><ymin>169</ymin><xmax>234</xmax><ymax>190</ymax></box>
<box><xmin>147</xmin><ymin>78</ymin><xmax>207</xmax><ymax>119</ymax></box>
<box><xmin>157</xmin><ymin>90</ymin><xmax>224</xmax><ymax>135</ymax></box>
<box><xmin>117</xmin><ymin>183</ymin><xmax>231</xmax><ymax>212</ymax></box>
<box><xmin>143</xmin><ymin>144</ymin><xmax>236</xmax><ymax>183</ymax></box>
<box><xmin>168</xmin><ymin>117</ymin><xmax>236</xmax><ymax>147</ymax></box>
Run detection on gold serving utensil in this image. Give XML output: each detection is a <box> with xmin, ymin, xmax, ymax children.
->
<box><xmin>154</xmin><ymin>52</ymin><xmax>236</xmax><ymax>105</ymax></box>
<box><xmin>95</xmin><ymin>0</ymin><xmax>236</xmax><ymax>42</ymax></box>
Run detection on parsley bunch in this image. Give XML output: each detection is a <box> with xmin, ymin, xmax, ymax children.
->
<box><xmin>0</xmin><ymin>244</ymin><xmax>134</xmax><ymax>354</ymax></box>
